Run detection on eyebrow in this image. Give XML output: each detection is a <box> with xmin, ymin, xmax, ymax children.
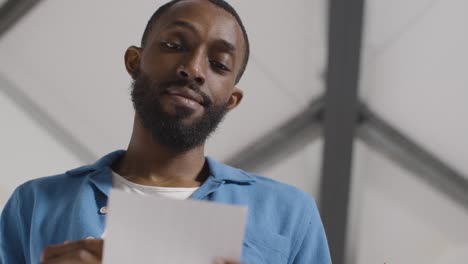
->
<box><xmin>167</xmin><ymin>20</ymin><xmax>237</xmax><ymax>55</ymax></box>
<box><xmin>168</xmin><ymin>20</ymin><xmax>199</xmax><ymax>33</ymax></box>
<box><xmin>212</xmin><ymin>39</ymin><xmax>236</xmax><ymax>56</ymax></box>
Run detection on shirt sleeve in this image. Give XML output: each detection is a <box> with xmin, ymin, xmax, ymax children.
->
<box><xmin>0</xmin><ymin>188</ymin><xmax>27</xmax><ymax>264</ymax></box>
<box><xmin>289</xmin><ymin>200</ymin><xmax>332</xmax><ymax>264</ymax></box>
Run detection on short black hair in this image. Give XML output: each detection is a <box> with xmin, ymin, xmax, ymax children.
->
<box><xmin>140</xmin><ymin>0</ymin><xmax>250</xmax><ymax>83</ymax></box>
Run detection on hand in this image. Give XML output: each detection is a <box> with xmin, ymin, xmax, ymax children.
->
<box><xmin>41</xmin><ymin>239</ymin><xmax>103</xmax><ymax>264</ymax></box>
<box><xmin>41</xmin><ymin>240</ymin><xmax>241</xmax><ymax>264</ymax></box>
<box><xmin>214</xmin><ymin>258</ymin><xmax>242</xmax><ymax>264</ymax></box>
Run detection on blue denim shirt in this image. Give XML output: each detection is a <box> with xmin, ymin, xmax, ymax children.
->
<box><xmin>0</xmin><ymin>150</ymin><xmax>331</xmax><ymax>264</ymax></box>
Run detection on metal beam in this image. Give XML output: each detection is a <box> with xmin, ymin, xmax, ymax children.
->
<box><xmin>358</xmin><ymin>104</ymin><xmax>468</xmax><ymax>211</ymax></box>
<box><xmin>226</xmin><ymin>97</ymin><xmax>324</xmax><ymax>172</ymax></box>
<box><xmin>0</xmin><ymin>74</ymin><xmax>97</xmax><ymax>163</ymax></box>
<box><xmin>0</xmin><ymin>0</ymin><xmax>42</xmax><ymax>39</ymax></box>
<box><xmin>320</xmin><ymin>0</ymin><xmax>365</xmax><ymax>264</ymax></box>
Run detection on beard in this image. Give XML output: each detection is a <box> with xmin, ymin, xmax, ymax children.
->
<box><xmin>131</xmin><ymin>70</ymin><xmax>229</xmax><ymax>152</ymax></box>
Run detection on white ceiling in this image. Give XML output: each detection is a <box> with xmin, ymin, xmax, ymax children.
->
<box><xmin>360</xmin><ymin>0</ymin><xmax>468</xmax><ymax>176</ymax></box>
<box><xmin>350</xmin><ymin>141</ymin><xmax>468</xmax><ymax>264</ymax></box>
<box><xmin>0</xmin><ymin>88</ymin><xmax>81</xmax><ymax>205</ymax></box>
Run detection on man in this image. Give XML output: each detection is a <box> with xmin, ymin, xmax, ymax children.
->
<box><xmin>0</xmin><ymin>0</ymin><xmax>331</xmax><ymax>263</ymax></box>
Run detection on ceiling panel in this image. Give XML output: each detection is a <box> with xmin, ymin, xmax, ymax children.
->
<box><xmin>0</xmin><ymin>0</ymin><xmax>327</xmax><ymax>161</ymax></box>
<box><xmin>348</xmin><ymin>141</ymin><xmax>468</xmax><ymax>264</ymax></box>
<box><xmin>359</xmin><ymin>0</ymin><xmax>468</xmax><ymax>176</ymax></box>
<box><xmin>233</xmin><ymin>0</ymin><xmax>327</xmax><ymax>107</ymax></box>
<box><xmin>0</xmin><ymin>85</ymin><xmax>82</xmax><ymax>208</ymax></box>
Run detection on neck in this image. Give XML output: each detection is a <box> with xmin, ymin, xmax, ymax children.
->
<box><xmin>112</xmin><ymin>115</ymin><xmax>208</xmax><ymax>187</ymax></box>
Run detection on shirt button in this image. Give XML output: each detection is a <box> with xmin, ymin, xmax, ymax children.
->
<box><xmin>86</xmin><ymin>236</ymin><xmax>95</xmax><ymax>240</ymax></box>
<box><xmin>99</xmin><ymin>206</ymin><xmax>107</xmax><ymax>214</ymax></box>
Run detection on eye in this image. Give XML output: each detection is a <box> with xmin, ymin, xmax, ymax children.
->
<box><xmin>210</xmin><ymin>60</ymin><xmax>230</xmax><ymax>72</ymax></box>
<box><xmin>161</xmin><ymin>41</ymin><xmax>183</xmax><ymax>51</ymax></box>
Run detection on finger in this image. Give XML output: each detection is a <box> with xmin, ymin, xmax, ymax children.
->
<box><xmin>42</xmin><ymin>239</ymin><xmax>104</xmax><ymax>261</ymax></box>
<box><xmin>40</xmin><ymin>248</ymin><xmax>100</xmax><ymax>264</ymax></box>
<box><xmin>42</xmin><ymin>239</ymin><xmax>102</xmax><ymax>260</ymax></box>
<box><xmin>213</xmin><ymin>258</ymin><xmax>242</xmax><ymax>264</ymax></box>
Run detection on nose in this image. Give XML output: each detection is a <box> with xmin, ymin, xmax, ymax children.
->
<box><xmin>177</xmin><ymin>53</ymin><xmax>206</xmax><ymax>86</ymax></box>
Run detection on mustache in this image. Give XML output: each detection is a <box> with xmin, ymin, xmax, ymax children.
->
<box><xmin>159</xmin><ymin>79</ymin><xmax>213</xmax><ymax>107</ymax></box>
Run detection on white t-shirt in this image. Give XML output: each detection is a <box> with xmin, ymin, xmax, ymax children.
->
<box><xmin>111</xmin><ymin>171</ymin><xmax>199</xmax><ymax>200</ymax></box>
<box><xmin>101</xmin><ymin>172</ymin><xmax>199</xmax><ymax>238</ymax></box>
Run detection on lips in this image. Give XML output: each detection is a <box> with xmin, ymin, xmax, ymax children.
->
<box><xmin>165</xmin><ymin>87</ymin><xmax>204</xmax><ymax>106</ymax></box>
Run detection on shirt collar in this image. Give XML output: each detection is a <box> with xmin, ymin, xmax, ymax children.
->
<box><xmin>205</xmin><ymin>156</ymin><xmax>255</xmax><ymax>184</ymax></box>
<box><xmin>65</xmin><ymin>150</ymin><xmax>125</xmax><ymax>176</ymax></box>
<box><xmin>65</xmin><ymin>150</ymin><xmax>255</xmax><ymax>197</ymax></box>
<box><xmin>66</xmin><ymin>150</ymin><xmax>125</xmax><ymax>196</ymax></box>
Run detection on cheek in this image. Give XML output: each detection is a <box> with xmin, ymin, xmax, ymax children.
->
<box><xmin>140</xmin><ymin>52</ymin><xmax>180</xmax><ymax>78</ymax></box>
<box><xmin>206</xmin><ymin>75</ymin><xmax>236</xmax><ymax>104</ymax></box>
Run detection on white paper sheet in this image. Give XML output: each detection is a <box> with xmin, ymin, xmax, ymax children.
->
<box><xmin>103</xmin><ymin>189</ymin><xmax>247</xmax><ymax>264</ymax></box>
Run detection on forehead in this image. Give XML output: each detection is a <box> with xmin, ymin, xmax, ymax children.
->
<box><xmin>151</xmin><ymin>0</ymin><xmax>245</xmax><ymax>52</ymax></box>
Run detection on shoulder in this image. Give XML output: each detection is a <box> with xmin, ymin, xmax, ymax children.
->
<box><xmin>13</xmin><ymin>150</ymin><xmax>125</xmax><ymax>197</ymax></box>
<box><xmin>246</xmin><ymin>171</ymin><xmax>318</xmax><ymax>212</ymax></box>
<box><xmin>215</xmin><ymin>164</ymin><xmax>326</xmax><ymax>257</ymax></box>
<box><xmin>2</xmin><ymin>169</ymin><xmax>81</xmax><ymax>227</ymax></box>
<box><xmin>13</xmin><ymin>165</ymin><xmax>93</xmax><ymax>202</ymax></box>
<box><xmin>209</xmin><ymin>157</ymin><xmax>311</xmax><ymax>196</ymax></box>
<box><xmin>212</xmin><ymin>158</ymin><xmax>318</xmax><ymax>218</ymax></box>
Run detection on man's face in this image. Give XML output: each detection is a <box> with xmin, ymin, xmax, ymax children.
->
<box><xmin>127</xmin><ymin>0</ymin><xmax>245</xmax><ymax>151</ymax></box>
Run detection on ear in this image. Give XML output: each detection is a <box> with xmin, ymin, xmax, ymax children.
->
<box><xmin>226</xmin><ymin>87</ymin><xmax>243</xmax><ymax>111</ymax></box>
<box><xmin>124</xmin><ymin>46</ymin><xmax>142</xmax><ymax>79</ymax></box>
